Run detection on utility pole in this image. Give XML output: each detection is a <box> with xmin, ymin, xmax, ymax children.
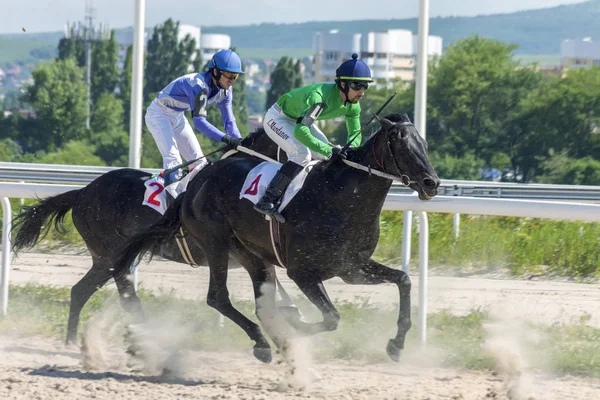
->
<box><xmin>63</xmin><ymin>0</ymin><xmax>109</xmax><ymax>130</ymax></box>
<box><xmin>84</xmin><ymin>0</ymin><xmax>94</xmax><ymax>130</ymax></box>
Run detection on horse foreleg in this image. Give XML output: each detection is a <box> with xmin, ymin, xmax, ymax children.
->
<box><xmin>67</xmin><ymin>257</ymin><xmax>113</xmax><ymax>344</ymax></box>
<box><xmin>184</xmin><ymin>194</ymin><xmax>271</xmax><ymax>362</ymax></box>
<box><xmin>340</xmin><ymin>258</ymin><xmax>411</xmax><ymax>362</ymax></box>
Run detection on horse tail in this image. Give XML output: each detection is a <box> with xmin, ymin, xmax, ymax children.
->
<box><xmin>112</xmin><ymin>194</ymin><xmax>185</xmax><ymax>280</ymax></box>
<box><xmin>12</xmin><ymin>189</ymin><xmax>81</xmax><ymax>255</ymax></box>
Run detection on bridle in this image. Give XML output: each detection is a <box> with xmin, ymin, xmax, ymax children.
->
<box><xmin>342</xmin><ymin>121</ymin><xmax>416</xmax><ymax>186</ymax></box>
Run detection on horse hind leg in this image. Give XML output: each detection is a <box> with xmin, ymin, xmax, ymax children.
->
<box><xmin>113</xmin><ymin>263</ymin><xmax>145</xmax><ymax>323</ymax></box>
<box><xmin>285</xmin><ymin>268</ymin><xmax>341</xmax><ymax>336</ymax></box>
<box><xmin>66</xmin><ymin>256</ymin><xmax>113</xmax><ymax>345</ymax></box>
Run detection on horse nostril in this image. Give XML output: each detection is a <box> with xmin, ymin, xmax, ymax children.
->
<box><xmin>423</xmin><ymin>178</ymin><xmax>438</xmax><ymax>189</ymax></box>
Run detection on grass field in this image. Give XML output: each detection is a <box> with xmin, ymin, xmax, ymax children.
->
<box><xmin>0</xmin><ymin>38</ymin><xmax>56</xmax><ymax>65</ymax></box>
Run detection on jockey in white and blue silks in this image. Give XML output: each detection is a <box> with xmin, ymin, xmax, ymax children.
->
<box><xmin>145</xmin><ymin>49</ymin><xmax>245</xmax><ymax>194</ymax></box>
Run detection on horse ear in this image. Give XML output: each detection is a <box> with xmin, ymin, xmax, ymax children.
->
<box><xmin>402</xmin><ymin>113</ymin><xmax>412</xmax><ymax>123</ymax></box>
<box><xmin>374</xmin><ymin>114</ymin><xmax>395</xmax><ymax>130</ymax></box>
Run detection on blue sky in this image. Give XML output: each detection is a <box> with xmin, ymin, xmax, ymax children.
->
<box><xmin>0</xmin><ymin>0</ymin><xmax>588</xmax><ymax>34</ymax></box>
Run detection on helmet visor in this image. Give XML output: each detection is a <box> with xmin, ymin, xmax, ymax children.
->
<box><xmin>221</xmin><ymin>71</ymin><xmax>239</xmax><ymax>80</ymax></box>
<box><xmin>349</xmin><ymin>81</ymin><xmax>370</xmax><ymax>91</ymax></box>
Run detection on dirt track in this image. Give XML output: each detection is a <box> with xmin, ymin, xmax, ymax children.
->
<box><xmin>2</xmin><ymin>251</ymin><xmax>600</xmax><ymax>399</ymax></box>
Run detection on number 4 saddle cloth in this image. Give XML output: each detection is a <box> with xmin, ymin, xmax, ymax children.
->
<box><xmin>239</xmin><ymin>161</ymin><xmax>318</xmax><ymax>213</ymax></box>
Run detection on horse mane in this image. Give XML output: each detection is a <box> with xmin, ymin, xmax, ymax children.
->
<box><xmin>382</xmin><ymin>113</ymin><xmax>411</xmax><ymax>123</ymax></box>
<box><xmin>245</xmin><ymin>127</ymin><xmax>266</xmax><ymax>140</ymax></box>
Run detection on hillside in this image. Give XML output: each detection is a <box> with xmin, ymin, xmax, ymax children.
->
<box><xmin>1</xmin><ymin>0</ymin><xmax>599</xmax><ymax>67</ymax></box>
<box><xmin>201</xmin><ymin>0</ymin><xmax>600</xmax><ymax>54</ymax></box>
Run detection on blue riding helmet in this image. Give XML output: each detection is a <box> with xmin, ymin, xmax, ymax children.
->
<box><xmin>335</xmin><ymin>53</ymin><xmax>373</xmax><ymax>82</ymax></box>
<box><xmin>208</xmin><ymin>49</ymin><xmax>245</xmax><ymax>74</ymax></box>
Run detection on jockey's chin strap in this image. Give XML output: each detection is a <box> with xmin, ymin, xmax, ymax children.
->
<box><xmin>341</xmin><ymin>158</ymin><xmax>415</xmax><ymax>186</ymax></box>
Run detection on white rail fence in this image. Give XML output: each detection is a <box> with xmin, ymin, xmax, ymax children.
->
<box><xmin>1</xmin><ymin>180</ymin><xmax>600</xmax><ymax>345</ymax></box>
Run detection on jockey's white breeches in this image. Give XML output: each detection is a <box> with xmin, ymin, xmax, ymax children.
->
<box><xmin>145</xmin><ymin>100</ymin><xmax>208</xmax><ymax>172</ymax></box>
<box><xmin>263</xmin><ymin>104</ymin><xmax>329</xmax><ymax>167</ymax></box>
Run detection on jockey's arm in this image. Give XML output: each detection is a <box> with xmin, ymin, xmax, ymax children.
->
<box><xmin>345</xmin><ymin>104</ymin><xmax>362</xmax><ymax>148</ymax></box>
<box><xmin>293</xmin><ymin>93</ymin><xmax>333</xmax><ymax>157</ymax></box>
<box><xmin>217</xmin><ymin>91</ymin><xmax>242</xmax><ymax>138</ymax></box>
<box><xmin>190</xmin><ymin>89</ymin><xmax>228</xmax><ymax>141</ymax></box>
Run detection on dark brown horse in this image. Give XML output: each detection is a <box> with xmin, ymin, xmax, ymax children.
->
<box><xmin>112</xmin><ymin>114</ymin><xmax>440</xmax><ymax>363</ymax></box>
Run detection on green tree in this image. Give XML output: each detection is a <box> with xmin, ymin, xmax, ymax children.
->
<box><xmin>90</xmin><ymin>30</ymin><xmax>120</xmax><ymax>104</ymax></box>
<box><xmin>428</xmin><ymin>36</ymin><xmax>521</xmax><ymax>158</ymax></box>
<box><xmin>538</xmin><ymin>151</ymin><xmax>600</xmax><ymax>185</ymax></box>
<box><xmin>57</xmin><ymin>33</ymin><xmax>85</xmax><ymax>65</ymax></box>
<box><xmin>192</xmin><ymin>49</ymin><xmax>203</xmax><ymax>73</ymax></box>
<box><xmin>0</xmin><ymin>138</ymin><xmax>23</xmax><ymax>161</ymax></box>
<box><xmin>22</xmin><ymin>59</ymin><xmax>88</xmax><ymax>151</ymax></box>
<box><xmin>144</xmin><ymin>18</ymin><xmax>197</xmax><ymax>100</ymax></box>
<box><xmin>58</xmin><ymin>29</ymin><xmax>120</xmax><ymax>103</ymax></box>
<box><xmin>265</xmin><ymin>57</ymin><xmax>300</xmax><ymax>109</ymax></box>
<box><xmin>90</xmin><ymin>93</ymin><xmax>129</xmax><ymax>166</ymax></box>
<box><xmin>31</xmin><ymin>140</ymin><xmax>106</xmax><ymax>166</ymax></box>
<box><xmin>247</xmin><ymin>88</ymin><xmax>267</xmax><ymax>115</ymax></box>
<box><xmin>293</xmin><ymin>59</ymin><xmax>303</xmax><ymax>88</ymax></box>
<box><xmin>429</xmin><ymin>151</ymin><xmax>485</xmax><ymax>180</ymax></box>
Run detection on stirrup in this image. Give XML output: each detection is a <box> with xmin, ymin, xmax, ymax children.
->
<box><xmin>271</xmin><ymin>210</ymin><xmax>286</xmax><ymax>223</ymax></box>
<box><xmin>254</xmin><ymin>204</ymin><xmax>286</xmax><ymax>223</ymax></box>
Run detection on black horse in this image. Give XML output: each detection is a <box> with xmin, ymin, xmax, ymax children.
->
<box><xmin>112</xmin><ymin>114</ymin><xmax>440</xmax><ymax>363</ymax></box>
<box><xmin>11</xmin><ymin>128</ymin><xmax>288</xmax><ymax>345</ymax></box>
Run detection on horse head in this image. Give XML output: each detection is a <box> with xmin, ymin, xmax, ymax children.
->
<box><xmin>349</xmin><ymin>113</ymin><xmax>440</xmax><ymax>200</ymax></box>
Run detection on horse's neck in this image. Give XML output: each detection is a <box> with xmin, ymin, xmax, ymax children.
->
<box><xmin>311</xmin><ymin>143</ymin><xmax>393</xmax><ymax>215</ymax></box>
<box><xmin>345</xmin><ymin>135</ymin><xmax>394</xmax><ymax>189</ymax></box>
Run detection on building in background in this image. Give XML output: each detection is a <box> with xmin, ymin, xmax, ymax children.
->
<box><xmin>312</xmin><ymin>29</ymin><xmax>443</xmax><ymax>84</ymax></box>
<box><xmin>312</xmin><ymin>30</ymin><xmax>361</xmax><ymax>83</ymax></box>
<box><xmin>200</xmin><ymin>33</ymin><xmax>231</xmax><ymax>66</ymax></box>
<box><xmin>561</xmin><ymin>37</ymin><xmax>600</xmax><ymax>71</ymax></box>
<box><xmin>178</xmin><ymin>24</ymin><xmax>201</xmax><ymax>50</ymax></box>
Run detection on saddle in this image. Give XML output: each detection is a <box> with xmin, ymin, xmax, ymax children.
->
<box><xmin>239</xmin><ymin>161</ymin><xmax>317</xmax><ymax>213</ymax></box>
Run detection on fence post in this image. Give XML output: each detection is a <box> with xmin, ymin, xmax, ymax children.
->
<box><xmin>418</xmin><ymin>211</ymin><xmax>429</xmax><ymax>347</ymax></box>
<box><xmin>453</xmin><ymin>213</ymin><xmax>460</xmax><ymax>241</ymax></box>
<box><xmin>1</xmin><ymin>197</ymin><xmax>12</xmax><ymax>316</ymax></box>
<box><xmin>401</xmin><ymin>211</ymin><xmax>413</xmax><ymax>273</ymax></box>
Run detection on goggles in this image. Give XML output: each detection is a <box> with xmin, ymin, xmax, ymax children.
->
<box><xmin>221</xmin><ymin>71</ymin><xmax>239</xmax><ymax>80</ymax></box>
<box><xmin>348</xmin><ymin>81</ymin><xmax>370</xmax><ymax>91</ymax></box>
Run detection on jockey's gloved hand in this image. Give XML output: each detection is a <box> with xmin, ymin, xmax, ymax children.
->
<box><xmin>221</xmin><ymin>135</ymin><xmax>242</xmax><ymax>149</ymax></box>
<box><xmin>330</xmin><ymin>145</ymin><xmax>347</xmax><ymax>160</ymax></box>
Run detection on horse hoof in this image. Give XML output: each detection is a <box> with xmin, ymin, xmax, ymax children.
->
<box><xmin>386</xmin><ymin>339</ymin><xmax>402</xmax><ymax>362</ymax></box>
<box><xmin>253</xmin><ymin>345</ymin><xmax>272</xmax><ymax>363</ymax></box>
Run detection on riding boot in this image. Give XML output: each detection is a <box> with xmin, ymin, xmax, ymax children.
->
<box><xmin>254</xmin><ymin>162</ymin><xmax>303</xmax><ymax>223</ymax></box>
<box><xmin>163</xmin><ymin>170</ymin><xmax>180</xmax><ymax>209</ymax></box>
